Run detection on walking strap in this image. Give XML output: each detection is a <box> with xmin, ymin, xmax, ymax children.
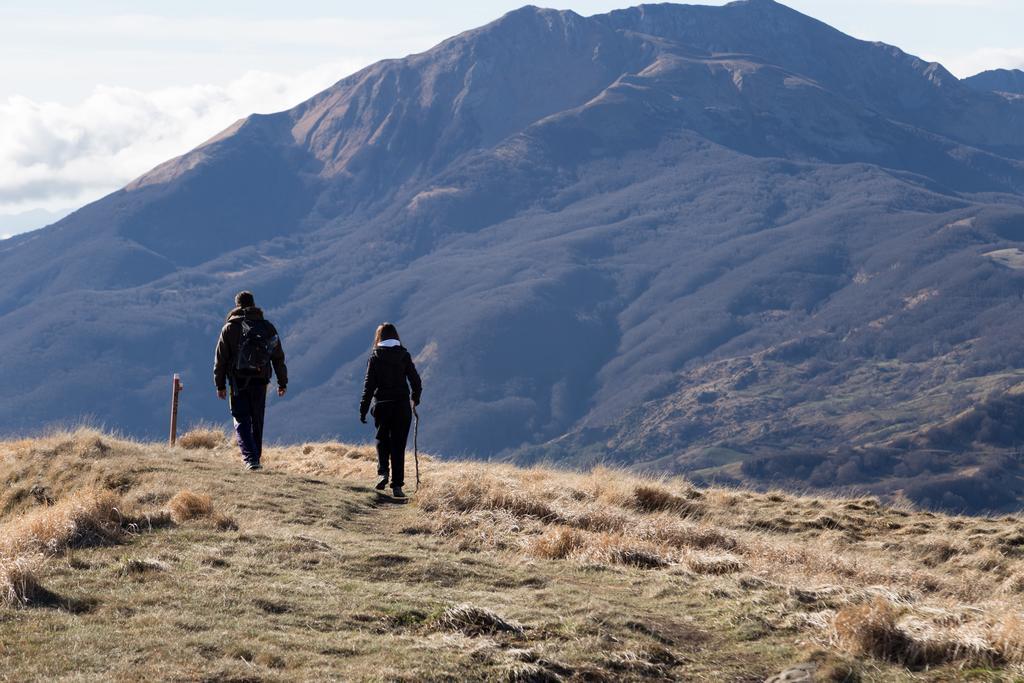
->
<box><xmin>412</xmin><ymin>405</ymin><xmax>420</xmax><ymax>493</ymax></box>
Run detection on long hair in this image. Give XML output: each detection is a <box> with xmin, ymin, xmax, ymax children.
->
<box><xmin>373</xmin><ymin>322</ymin><xmax>400</xmax><ymax>347</ymax></box>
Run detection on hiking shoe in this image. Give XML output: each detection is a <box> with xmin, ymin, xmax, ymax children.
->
<box><xmin>245</xmin><ymin>461</ymin><xmax>262</xmax><ymax>471</ymax></box>
<box><xmin>391</xmin><ymin>487</ymin><xmax>407</xmax><ymax>498</ymax></box>
<box><xmin>375</xmin><ymin>476</ymin><xmax>389</xmax><ymax>491</ymax></box>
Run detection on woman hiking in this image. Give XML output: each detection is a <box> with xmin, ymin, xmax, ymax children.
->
<box><xmin>359</xmin><ymin>322</ymin><xmax>423</xmax><ymax>498</ymax></box>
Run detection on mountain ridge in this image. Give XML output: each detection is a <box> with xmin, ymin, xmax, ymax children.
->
<box><xmin>965</xmin><ymin>67</ymin><xmax>1024</xmax><ymax>96</ymax></box>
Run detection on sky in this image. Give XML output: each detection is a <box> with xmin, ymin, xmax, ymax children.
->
<box><xmin>1</xmin><ymin>0</ymin><xmax>1022</xmax><ymax>236</ymax></box>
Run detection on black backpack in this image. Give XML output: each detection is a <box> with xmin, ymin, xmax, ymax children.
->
<box><xmin>234</xmin><ymin>319</ymin><xmax>278</xmax><ymax>379</ymax></box>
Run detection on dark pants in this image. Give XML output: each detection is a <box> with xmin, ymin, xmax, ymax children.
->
<box><xmin>373</xmin><ymin>400</ymin><xmax>412</xmax><ymax>488</ymax></box>
<box><xmin>230</xmin><ymin>381</ymin><xmax>268</xmax><ymax>465</ymax></box>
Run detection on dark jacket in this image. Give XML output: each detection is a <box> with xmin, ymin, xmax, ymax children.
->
<box><xmin>214</xmin><ymin>307</ymin><xmax>288</xmax><ymax>392</ymax></box>
<box><xmin>359</xmin><ymin>345</ymin><xmax>422</xmax><ymax>418</ymax></box>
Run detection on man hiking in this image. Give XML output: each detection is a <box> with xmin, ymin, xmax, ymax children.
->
<box><xmin>214</xmin><ymin>291</ymin><xmax>288</xmax><ymax>470</ymax></box>
<box><xmin>360</xmin><ymin>322</ymin><xmax>422</xmax><ymax>498</ymax></box>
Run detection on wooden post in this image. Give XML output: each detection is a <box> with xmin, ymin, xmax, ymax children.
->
<box><xmin>169</xmin><ymin>374</ymin><xmax>183</xmax><ymax>446</ymax></box>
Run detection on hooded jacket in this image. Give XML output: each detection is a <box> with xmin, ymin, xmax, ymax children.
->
<box><xmin>213</xmin><ymin>307</ymin><xmax>288</xmax><ymax>392</ymax></box>
<box><xmin>359</xmin><ymin>345</ymin><xmax>422</xmax><ymax>418</ymax></box>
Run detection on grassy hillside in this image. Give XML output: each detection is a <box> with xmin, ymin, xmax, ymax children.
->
<box><xmin>2</xmin><ymin>429</ymin><xmax>1024</xmax><ymax>681</ymax></box>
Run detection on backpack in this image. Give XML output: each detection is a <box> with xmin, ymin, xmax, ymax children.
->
<box><xmin>234</xmin><ymin>319</ymin><xmax>278</xmax><ymax>379</ymax></box>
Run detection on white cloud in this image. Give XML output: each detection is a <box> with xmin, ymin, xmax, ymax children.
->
<box><xmin>0</xmin><ymin>8</ymin><xmax>449</xmax><ymax>215</ymax></box>
<box><xmin>0</xmin><ymin>62</ymin><xmax>362</xmax><ymax>213</ymax></box>
<box><xmin>934</xmin><ymin>47</ymin><xmax>1024</xmax><ymax>78</ymax></box>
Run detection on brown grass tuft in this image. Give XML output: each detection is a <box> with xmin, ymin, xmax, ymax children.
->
<box><xmin>211</xmin><ymin>511</ymin><xmax>239</xmax><ymax>531</ymax></box>
<box><xmin>119</xmin><ymin>558</ymin><xmax>168</xmax><ymax>576</ymax></box>
<box><xmin>578</xmin><ymin>532</ymin><xmax>672</xmax><ymax>569</ymax></box>
<box><xmin>167</xmin><ymin>490</ymin><xmax>213</xmax><ymax>523</ymax></box>
<box><xmin>960</xmin><ymin>549</ymin><xmax>1007</xmax><ymax>574</ymax></box>
<box><xmin>1000</xmin><ymin>571</ymin><xmax>1024</xmax><ymax>594</ymax></box>
<box><xmin>606</xmin><ymin>545</ymin><xmax>671</xmax><ymax>569</ymax></box>
<box><xmin>529</xmin><ymin>525</ymin><xmax>672</xmax><ymax>568</ymax></box>
<box><xmin>434</xmin><ymin>603</ymin><xmax>525</xmax><ymax>636</ymax></box>
<box><xmin>177</xmin><ymin>425</ymin><xmax>227</xmax><ymax>450</ymax></box>
<box><xmin>165</xmin><ymin>490</ymin><xmax>235</xmax><ymax>530</ymax></box>
<box><xmin>1</xmin><ymin>488</ymin><xmax>124</xmax><ymax>557</ymax></box>
<box><xmin>832</xmin><ymin>599</ymin><xmax>908</xmax><ymax>662</ymax></box>
<box><xmin>639</xmin><ymin>517</ymin><xmax>738</xmax><ymax>550</ymax></box>
<box><xmin>915</xmin><ymin>539</ymin><xmax>962</xmax><ymax>567</ymax></box>
<box><xmin>831</xmin><ymin>598</ymin><xmax>997</xmax><ymax>668</ymax></box>
<box><xmin>688</xmin><ymin>553</ymin><xmax>744</xmax><ymax>575</ymax></box>
<box><xmin>531</xmin><ymin>526</ymin><xmax>587</xmax><ymax>560</ymax></box>
<box><xmin>631</xmin><ymin>484</ymin><xmax>703</xmax><ymax>517</ymax></box>
<box><xmin>0</xmin><ymin>555</ymin><xmax>44</xmax><ymax>606</ymax></box>
<box><xmin>502</xmin><ymin>662</ymin><xmax>560</xmax><ymax>683</ymax></box>
<box><xmin>992</xmin><ymin>613</ymin><xmax>1024</xmax><ymax>664</ymax></box>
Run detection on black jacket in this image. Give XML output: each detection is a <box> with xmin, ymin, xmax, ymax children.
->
<box><xmin>359</xmin><ymin>346</ymin><xmax>422</xmax><ymax>418</ymax></box>
<box><xmin>213</xmin><ymin>307</ymin><xmax>288</xmax><ymax>391</ymax></box>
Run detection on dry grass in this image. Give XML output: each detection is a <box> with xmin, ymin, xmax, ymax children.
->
<box><xmin>0</xmin><ymin>434</ymin><xmax>233</xmax><ymax>614</ymax></box>
<box><xmin>687</xmin><ymin>552</ymin><xmax>745</xmax><ymax>575</ymax></box>
<box><xmin>993</xmin><ymin>613</ymin><xmax>1024</xmax><ymax>664</ymax></box>
<box><xmin>830</xmin><ymin>598</ymin><xmax>1001</xmax><ymax>668</ymax></box>
<box><xmin>166</xmin><ymin>490</ymin><xmax>236</xmax><ymax>530</ymax></box>
<box><xmin>118</xmin><ymin>558</ymin><xmax>168</xmax><ymax>576</ymax></box>
<box><xmin>210</xmin><ymin>511</ymin><xmax>239</xmax><ymax>531</ymax></box>
<box><xmin>531</xmin><ymin>526</ymin><xmax>587</xmax><ymax>560</ymax></box>
<box><xmin>630</xmin><ymin>483</ymin><xmax>703</xmax><ymax>517</ymax></box>
<box><xmin>0</xmin><ymin>428</ymin><xmax>142</xmax><ymax>518</ymax></box>
<box><xmin>261</xmin><ymin>441</ymin><xmax>389</xmax><ymax>480</ymax></box>
<box><xmin>4</xmin><ymin>429</ymin><xmax>1024</xmax><ymax>679</ymax></box>
<box><xmin>0</xmin><ymin>555</ymin><xmax>43</xmax><ymax>606</ymax></box>
<box><xmin>435</xmin><ymin>603</ymin><xmax>525</xmax><ymax>636</ymax></box>
<box><xmin>0</xmin><ymin>483</ymin><xmax>231</xmax><ymax>610</ymax></box>
<box><xmin>177</xmin><ymin>424</ymin><xmax>228</xmax><ymax>450</ymax></box>
<box><xmin>399</xmin><ymin>460</ymin><xmax>1024</xmax><ymax>673</ymax></box>
<box><xmin>414</xmin><ymin>464</ymin><xmax>730</xmax><ymax>566</ymax></box>
<box><xmin>0</xmin><ymin>488</ymin><xmax>124</xmax><ymax>558</ymax></box>
<box><xmin>0</xmin><ymin>485</ymin><xmax>131</xmax><ymax>608</ymax></box>
<box><xmin>167</xmin><ymin>490</ymin><xmax>213</xmax><ymax>522</ymax></box>
<box><xmin>832</xmin><ymin>599</ymin><xmax>910</xmax><ymax>663</ymax></box>
<box><xmin>530</xmin><ymin>526</ymin><xmax>673</xmax><ymax>568</ymax></box>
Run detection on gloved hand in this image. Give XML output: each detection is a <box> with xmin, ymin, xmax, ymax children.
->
<box><xmin>360</xmin><ymin>414</ymin><xmax>367</xmax><ymax>424</ymax></box>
